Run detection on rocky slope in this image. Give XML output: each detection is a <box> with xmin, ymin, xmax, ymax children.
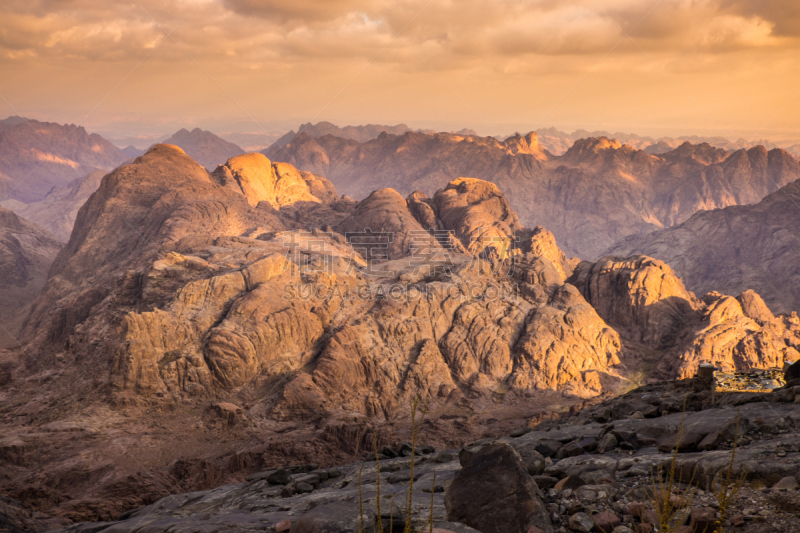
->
<box><xmin>607</xmin><ymin>177</ymin><xmax>800</xmax><ymax>315</ymax></box>
<box><xmin>161</xmin><ymin>128</ymin><xmax>245</xmax><ymax>170</ymax></box>
<box><xmin>265</xmin><ymin>132</ymin><xmax>800</xmax><ymax>258</ymax></box>
<box><xmin>1</xmin><ymin>146</ymin><xmax>796</xmax><ymax>525</ymax></box>
<box><xmin>0</xmin><ymin>117</ymin><xmax>128</xmax><ymax>203</ymax></box>
<box><xmin>0</xmin><ymin>207</ymin><xmax>61</xmax><ymax>347</ymax></box>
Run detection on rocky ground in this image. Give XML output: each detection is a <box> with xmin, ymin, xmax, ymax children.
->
<box><xmin>15</xmin><ymin>377</ymin><xmax>795</xmax><ymax>533</ymax></box>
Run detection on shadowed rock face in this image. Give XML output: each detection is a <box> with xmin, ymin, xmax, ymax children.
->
<box><xmin>607</xmin><ymin>177</ymin><xmax>800</xmax><ymax>315</ymax></box>
<box><xmin>3</xmin><ymin>146</ymin><xmax>798</xmax><ymax>524</ymax></box>
<box><xmin>0</xmin><ymin>207</ymin><xmax>61</xmax><ymax>347</ymax></box>
<box><xmin>266</xmin><ymin>132</ymin><xmax>800</xmax><ymax>259</ymax></box>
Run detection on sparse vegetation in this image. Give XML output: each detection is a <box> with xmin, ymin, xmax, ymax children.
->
<box><xmin>646</xmin><ymin>398</ymin><xmax>696</xmax><ymax>532</ymax></box>
<box><xmin>357</xmin><ymin>396</ymin><xmax>430</xmax><ymax>533</ymax></box>
<box><xmin>710</xmin><ymin>410</ymin><xmax>746</xmax><ymax>533</ymax></box>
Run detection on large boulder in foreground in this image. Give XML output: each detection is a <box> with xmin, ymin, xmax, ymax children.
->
<box><xmin>445</xmin><ymin>442</ymin><xmax>553</xmax><ymax>533</ymax></box>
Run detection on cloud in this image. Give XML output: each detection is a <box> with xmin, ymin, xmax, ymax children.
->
<box><xmin>1</xmin><ymin>0</ymin><xmax>797</xmax><ymax>66</ymax></box>
<box><xmin>720</xmin><ymin>0</ymin><xmax>800</xmax><ymax>37</ymax></box>
<box><xmin>222</xmin><ymin>0</ymin><xmax>379</xmax><ymax>23</ymax></box>
<box><xmin>1</xmin><ymin>0</ymin><xmax>799</xmax><ymax>143</ymax></box>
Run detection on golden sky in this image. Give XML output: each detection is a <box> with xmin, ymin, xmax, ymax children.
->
<box><xmin>1</xmin><ymin>0</ymin><xmax>799</xmax><ymax>141</ymax></box>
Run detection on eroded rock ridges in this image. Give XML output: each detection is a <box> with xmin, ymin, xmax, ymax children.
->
<box><xmin>18</xmin><ymin>145</ymin><xmax>799</xmax><ymax>412</ymax></box>
<box><xmin>4</xmin><ymin>146</ymin><xmax>798</xmax><ymax>527</ymax></box>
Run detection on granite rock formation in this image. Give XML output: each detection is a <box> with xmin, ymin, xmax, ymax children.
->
<box><xmin>570</xmin><ymin>257</ymin><xmax>800</xmax><ymax>379</ymax></box>
<box><xmin>2</xmin><ymin>146</ymin><xmax>797</xmax><ymax>525</ymax></box>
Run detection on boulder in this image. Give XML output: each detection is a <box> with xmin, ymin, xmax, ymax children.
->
<box><xmin>445</xmin><ymin>442</ymin><xmax>553</xmax><ymax>533</ymax></box>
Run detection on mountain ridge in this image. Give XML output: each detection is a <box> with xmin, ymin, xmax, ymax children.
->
<box><xmin>265</xmin><ymin>130</ymin><xmax>800</xmax><ymax>258</ymax></box>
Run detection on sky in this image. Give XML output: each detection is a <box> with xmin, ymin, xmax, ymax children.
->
<box><xmin>1</xmin><ymin>0</ymin><xmax>800</xmax><ymax>144</ymax></box>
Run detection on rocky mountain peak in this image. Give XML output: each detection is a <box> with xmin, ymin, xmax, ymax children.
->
<box><xmin>212</xmin><ymin>152</ymin><xmax>338</xmax><ymax>208</ymax></box>
<box><xmin>563</xmin><ymin>136</ymin><xmax>624</xmax><ymax>160</ymax></box>
<box><xmin>503</xmin><ymin>131</ymin><xmax>549</xmax><ymax>160</ymax></box>
<box><xmin>161</xmin><ymin>128</ymin><xmax>245</xmax><ymax>170</ymax></box>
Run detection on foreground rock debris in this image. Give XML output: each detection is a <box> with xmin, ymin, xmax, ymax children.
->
<box><xmin>54</xmin><ymin>379</ymin><xmax>800</xmax><ymax>533</ymax></box>
<box><xmin>0</xmin><ymin>145</ymin><xmax>797</xmax><ymax>528</ymax></box>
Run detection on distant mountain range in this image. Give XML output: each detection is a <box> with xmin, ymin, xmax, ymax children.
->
<box><xmin>266</xmin><ymin>130</ymin><xmax>800</xmax><ymax>259</ymax></box>
<box><xmin>608</xmin><ymin>176</ymin><xmax>800</xmax><ymax>314</ymax></box>
<box><xmin>271</xmin><ymin>121</ymin><xmax>433</xmax><ymax>148</ymax></box>
<box><xmin>533</xmin><ymin>126</ymin><xmax>800</xmax><ymax>157</ymax></box>
<box><xmin>0</xmin><ymin>117</ymin><xmax>128</xmax><ymax>203</ymax></box>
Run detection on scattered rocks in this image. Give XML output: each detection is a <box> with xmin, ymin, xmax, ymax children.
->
<box><xmin>592</xmin><ymin>510</ymin><xmax>621</xmax><ymax>533</ymax></box>
<box><xmin>568</xmin><ymin>512</ymin><xmax>594</xmax><ymax>533</ymax></box>
<box><xmin>772</xmin><ymin>476</ymin><xmax>799</xmax><ymax>491</ymax></box>
<box><xmin>554</xmin><ymin>475</ymin><xmax>586</xmax><ymax>491</ymax></box>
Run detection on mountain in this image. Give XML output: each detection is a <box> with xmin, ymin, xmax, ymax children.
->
<box><xmin>265</xmin><ymin>131</ymin><xmax>800</xmax><ymax>259</ymax></box>
<box><xmin>607</xmin><ymin>176</ymin><xmax>800</xmax><ymax>314</ymax></box>
<box><xmin>0</xmin><ymin>207</ymin><xmax>61</xmax><ymax>347</ymax></box>
<box><xmin>533</xmin><ymin>126</ymin><xmax>789</xmax><ymax>156</ymax></box>
<box><xmin>120</xmin><ymin>145</ymin><xmax>144</xmax><ymax>158</ymax></box>
<box><xmin>160</xmin><ymin>127</ymin><xmax>244</xmax><ymax>170</ymax></box>
<box><xmin>0</xmin><ymin>117</ymin><xmax>128</xmax><ymax>203</ymax></box>
<box><xmin>272</xmin><ymin>121</ymin><xmax>418</xmax><ymax>149</ymax></box>
<box><xmin>0</xmin><ymin>170</ymin><xmax>107</xmax><ymax>242</ymax></box>
<box><xmin>2</xmin><ymin>145</ymin><xmax>796</xmax><ymax>522</ymax></box>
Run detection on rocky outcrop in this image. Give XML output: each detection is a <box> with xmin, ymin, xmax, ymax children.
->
<box><xmin>212</xmin><ymin>153</ymin><xmax>338</xmax><ymax>208</ymax></box>
<box><xmin>337</xmin><ymin>188</ymin><xmax>436</xmax><ymax>260</ymax></box>
<box><xmin>0</xmin><ymin>207</ymin><xmax>61</xmax><ymax>346</ymax></box>
<box><xmin>570</xmin><ymin>257</ymin><xmax>800</xmax><ymax>379</ymax></box>
<box><xmin>267</xmin><ymin>131</ymin><xmax>800</xmax><ymax>258</ymax></box>
<box><xmin>607</xmin><ymin>177</ymin><xmax>800</xmax><ymax>314</ymax></box>
<box><xmin>431</xmin><ymin>178</ymin><xmax>526</xmax><ymax>261</ymax></box>
<box><xmin>161</xmin><ymin>127</ymin><xmax>244</xmax><ymax>170</ymax></box>
<box><xmin>0</xmin><ymin>118</ymin><xmax>128</xmax><ymax>203</ymax></box>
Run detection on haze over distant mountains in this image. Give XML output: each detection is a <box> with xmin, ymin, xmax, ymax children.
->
<box><xmin>0</xmin><ymin>117</ymin><xmax>128</xmax><ymax>203</ymax></box>
<box><xmin>534</xmin><ymin>126</ymin><xmax>800</xmax><ymax>157</ymax></box>
<box><xmin>267</xmin><ymin>130</ymin><xmax>800</xmax><ymax>259</ymax></box>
